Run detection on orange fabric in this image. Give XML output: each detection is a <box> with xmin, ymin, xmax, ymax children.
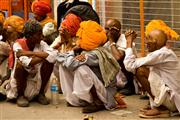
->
<box><xmin>61</xmin><ymin>13</ymin><xmax>81</xmax><ymax>37</ymax></box>
<box><xmin>3</xmin><ymin>15</ymin><xmax>25</xmax><ymax>33</ymax></box>
<box><xmin>0</xmin><ymin>12</ymin><xmax>5</xmax><ymax>23</ymax></box>
<box><xmin>76</xmin><ymin>20</ymin><xmax>107</xmax><ymax>51</ymax></box>
<box><xmin>8</xmin><ymin>38</ymin><xmax>29</xmax><ymax>69</ymax></box>
<box><xmin>146</xmin><ymin>20</ymin><xmax>179</xmax><ymax>40</ymax></box>
<box><xmin>31</xmin><ymin>0</ymin><xmax>51</xmax><ymax>16</ymax></box>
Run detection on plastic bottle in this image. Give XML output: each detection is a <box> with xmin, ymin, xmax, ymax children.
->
<box><xmin>51</xmin><ymin>77</ymin><xmax>59</xmax><ymax>105</ymax></box>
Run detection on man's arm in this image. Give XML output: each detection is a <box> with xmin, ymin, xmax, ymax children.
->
<box><xmin>124</xmin><ymin>30</ymin><xmax>171</xmax><ymax>73</ymax></box>
<box><xmin>17</xmin><ymin>50</ymin><xmax>49</xmax><ymax>59</ymax></box>
<box><xmin>28</xmin><ymin>56</ymin><xmax>45</xmax><ymax>66</ymax></box>
<box><xmin>107</xmin><ymin>29</ymin><xmax>125</xmax><ymax>61</ymax></box>
<box><xmin>109</xmin><ymin>40</ymin><xmax>125</xmax><ymax>61</ymax></box>
<box><xmin>58</xmin><ymin>50</ymin><xmax>99</xmax><ymax>71</ymax></box>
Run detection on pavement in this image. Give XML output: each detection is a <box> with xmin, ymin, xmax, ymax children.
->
<box><xmin>1</xmin><ymin>93</ymin><xmax>180</xmax><ymax>120</ymax></box>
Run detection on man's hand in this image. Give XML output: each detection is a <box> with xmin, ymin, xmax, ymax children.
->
<box><xmin>106</xmin><ymin>27</ymin><xmax>120</xmax><ymax>43</ymax></box>
<box><xmin>125</xmin><ymin>30</ymin><xmax>137</xmax><ymax>48</ymax></box>
<box><xmin>59</xmin><ymin>27</ymin><xmax>71</xmax><ymax>44</ymax></box>
<box><xmin>16</xmin><ymin>50</ymin><xmax>25</xmax><ymax>58</ymax></box>
<box><xmin>74</xmin><ymin>54</ymin><xmax>86</xmax><ymax>62</ymax></box>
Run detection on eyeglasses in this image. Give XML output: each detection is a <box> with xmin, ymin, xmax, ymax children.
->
<box><xmin>105</xmin><ymin>26</ymin><xmax>120</xmax><ymax>32</ymax></box>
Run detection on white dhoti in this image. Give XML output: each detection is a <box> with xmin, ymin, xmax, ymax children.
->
<box><xmin>59</xmin><ymin>64</ymin><xmax>107</xmax><ymax>106</ymax></box>
<box><xmin>149</xmin><ymin>70</ymin><xmax>177</xmax><ymax>112</ymax></box>
<box><xmin>6</xmin><ymin>62</ymin><xmax>42</xmax><ymax>100</ymax></box>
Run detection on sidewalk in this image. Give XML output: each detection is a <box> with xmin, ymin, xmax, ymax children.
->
<box><xmin>1</xmin><ymin>93</ymin><xmax>179</xmax><ymax>120</ymax></box>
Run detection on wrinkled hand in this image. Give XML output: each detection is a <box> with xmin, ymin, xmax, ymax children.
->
<box><xmin>125</xmin><ymin>30</ymin><xmax>137</xmax><ymax>48</ymax></box>
<box><xmin>59</xmin><ymin>27</ymin><xmax>71</xmax><ymax>44</ymax></box>
<box><xmin>74</xmin><ymin>54</ymin><xmax>86</xmax><ymax>62</ymax></box>
<box><xmin>107</xmin><ymin>27</ymin><xmax>120</xmax><ymax>42</ymax></box>
<box><xmin>125</xmin><ymin>29</ymin><xmax>137</xmax><ymax>41</ymax></box>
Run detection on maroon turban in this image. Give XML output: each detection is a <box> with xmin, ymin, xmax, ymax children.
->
<box><xmin>31</xmin><ymin>1</ymin><xmax>52</xmax><ymax>16</ymax></box>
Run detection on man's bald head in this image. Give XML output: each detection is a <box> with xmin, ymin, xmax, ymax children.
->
<box><xmin>146</xmin><ymin>29</ymin><xmax>168</xmax><ymax>52</ymax></box>
<box><xmin>149</xmin><ymin>29</ymin><xmax>167</xmax><ymax>47</ymax></box>
<box><xmin>106</xmin><ymin>19</ymin><xmax>121</xmax><ymax>31</ymax></box>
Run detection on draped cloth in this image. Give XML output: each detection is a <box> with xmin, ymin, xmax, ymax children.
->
<box><xmin>91</xmin><ymin>47</ymin><xmax>120</xmax><ymax>87</ymax></box>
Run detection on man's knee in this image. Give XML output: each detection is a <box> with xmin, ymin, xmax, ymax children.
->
<box><xmin>75</xmin><ymin>65</ymin><xmax>89</xmax><ymax>73</ymax></box>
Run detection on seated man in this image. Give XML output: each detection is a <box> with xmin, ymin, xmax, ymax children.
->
<box><xmin>124</xmin><ymin>29</ymin><xmax>180</xmax><ymax>118</ymax></box>
<box><xmin>104</xmin><ymin>19</ymin><xmax>135</xmax><ymax>95</ymax></box>
<box><xmin>0</xmin><ymin>16</ymin><xmax>25</xmax><ymax>100</ymax></box>
<box><xmin>6</xmin><ymin>20</ymin><xmax>54</xmax><ymax>107</ymax></box>
<box><xmin>58</xmin><ymin>20</ymin><xmax>120</xmax><ymax>113</ymax></box>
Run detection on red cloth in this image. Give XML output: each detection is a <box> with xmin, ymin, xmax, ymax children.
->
<box><xmin>31</xmin><ymin>1</ymin><xmax>51</xmax><ymax>16</ymax></box>
<box><xmin>61</xmin><ymin>13</ymin><xmax>81</xmax><ymax>37</ymax></box>
<box><xmin>8</xmin><ymin>38</ymin><xmax>29</xmax><ymax>69</ymax></box>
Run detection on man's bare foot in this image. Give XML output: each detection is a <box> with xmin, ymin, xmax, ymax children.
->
<box><xmin>139</xmin><ymin>103</ymin><xmax>151</xmax><ymax>112</ymax></box>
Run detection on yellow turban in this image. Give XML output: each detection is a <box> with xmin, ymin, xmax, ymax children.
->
<box><xmin>0</xmin><ymin>12</ymin><xmax>5</xmax><ymax>23</ymax></box>
<box><xmin>76</xmin><ymin>20</ymin><xmax>107</xmax><ymax>51</ymax></box>
<box><xmin>145</xmin><ymin>20</ymin><xmax>179</xmax><ymax>40</ymax></box>
<box><xmin>3</xmin><ymin>15</ymin><xmax>25</xmax><ymax>33</ymax></box>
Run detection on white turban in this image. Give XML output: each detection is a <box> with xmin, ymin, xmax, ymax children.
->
<box><xmin>43</xmin><ymin>22</ymin><xmax>56</xmax><ymax>36</ymax></box>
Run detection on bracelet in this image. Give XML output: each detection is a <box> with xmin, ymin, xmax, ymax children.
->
<box><xmin>110</xmin><ymin>42</ymin><xmax>116</xmax><ymax>47</ymax></box>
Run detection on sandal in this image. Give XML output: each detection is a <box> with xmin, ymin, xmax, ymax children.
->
<box><xmin>139</xmin><ymin>112</ymin><xmax>170</xmax><ymax>118</ymax></box>
<box><xmin>139</xmin><ymin>108</ymin><xmax>170</xmax><ymax>118</ymax></box>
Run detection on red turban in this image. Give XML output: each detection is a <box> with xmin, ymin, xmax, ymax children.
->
<box><xmin>31</xmin><ymin>1</ymin><xmax>52</xmax><ymax>16</ymax></box>
<box><xmin>60</xmin><ymin>13</ymin><xmax>81</xmax><ymax>37</ymax></box>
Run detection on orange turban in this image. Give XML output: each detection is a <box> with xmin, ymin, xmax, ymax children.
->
<box><xmin>146</xmin><ymin>20</ymin><xmax>179</xmax><ymax>40</ymax></box>
<box><xmin>3</xmin><ymin>15</ymin><xmax>25</xmax><ymax>33</ymax></box>
<box><xmin>61</xmin><ymin>13</ymin><xmax>81</xmax><ymax>37</ymax></box>
<box><xmin>31</xmin><ymin>1</ymin><xmax>52</xmax><ymax>16</ymax></box>
<box><xmin>0</xmin><ymin>12</ymin><xmax>5</xmax><ymax>23</ymax></box>
<box><xmin>76</xmin><ymin>20</ymin><xmax>107</xmax><ymax>51</ymax></box>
